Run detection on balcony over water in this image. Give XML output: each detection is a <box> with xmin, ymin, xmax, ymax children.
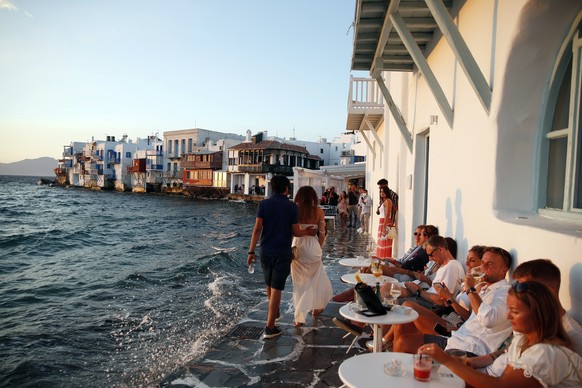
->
<box><xmin>346</xmin><ymin>76</ymin><xmax>384</xmax><ymax>132</ymax></box>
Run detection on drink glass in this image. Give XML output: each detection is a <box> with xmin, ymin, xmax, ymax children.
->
<box><xmin>390</xmin><ymin>283</ymin><xmax>402</xmax><ymax>300</ymax></box>
<box><xmin>413</xmin><ymin>354</ymin><xmax>432</xmax><ymax>381</ymax></box>
<box><xmin>470</xmin><ymin>265</ymin><xmax>485</xmax><ymax>281</ymax></box>
<box><xmin>449</xmin><ymin>349</ymin><xmax>468</xmax><ymax>364</ymax></box>
<box><xmin>371</xmin><ymin>261</ymin><xmax>383</xmax><ymax>278</ymax></box>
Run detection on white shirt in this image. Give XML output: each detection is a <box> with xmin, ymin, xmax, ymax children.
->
<box><xmin>446</xmin><ymin>279</ymin><xmax>512</xmax><ymax>356</ymax></box>
<box><xmin>427</xmin><ymin>259</ymin><xmax>465</xmax><ymax>296</ymax></box>
<box><xmin>488</xmin><ymin>313</ymin><xmax>582</xmax><ymax>376</ymax></box>
<box><xmin>505</xmin><ymin>333</ymin><xmax>582</xmax><ymax>387</ymax></box>
<box><xmin>359</xmin><ymin>194</ymin><xmax>372</xmax><ymax>214</ymax></box>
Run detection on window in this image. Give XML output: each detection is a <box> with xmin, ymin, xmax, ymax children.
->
<box><xmin>542</xmin><ymin>24</ymin><xmax>582</xmax><ymax>216</ymax></box>
<box><xmin>320</xmin><ymin>148</ymin><xmax>324</xmax><ymax>154</ymax></box>
<box><xmin>125</xmin><ymin>152</ymin><xmax>131</xmax><ymax>158</ymax></box>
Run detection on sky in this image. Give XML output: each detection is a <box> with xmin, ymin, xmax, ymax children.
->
<box><xmin>0</xmin><ymin>0</ymin><xmax>362</xmax><ymax>163</ymax></box>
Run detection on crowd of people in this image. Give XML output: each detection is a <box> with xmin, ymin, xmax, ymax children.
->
<box><xmin>246</xmin><ymin>175</ymin><xmax>582</xmax><ymax>387</ymax></box>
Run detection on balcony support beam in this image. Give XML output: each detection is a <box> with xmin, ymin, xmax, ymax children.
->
<box><xmin>424</xmin><ymin>0</ymin><xmax>491</xmax><ymax>113</ymax></box>
<box><xmin>390</xmin><ymin>11</ymin><xmax>454</xmax><ymax>127</ymax></box>
<box><xmin>372</xmin><ymin>68</ymin><xmax>413</xmax><ymax>152</ymax></box>
<box><xmin>364</xmin><ymin>116</ymin><xmax>384</xmax><ymax>150</ymax></box>
<box><xmin>357</xmin><ymin>129</ymin><xmax>376</xmax><ymax>158</ymax></box>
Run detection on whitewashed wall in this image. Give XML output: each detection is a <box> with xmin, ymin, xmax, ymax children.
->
<box><xmin>364</xmin><ymin>0</ymin><xmax>581</xmax><ymax>319</ymax></box>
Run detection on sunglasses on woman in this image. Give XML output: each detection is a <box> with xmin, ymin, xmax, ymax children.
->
<box><xmin>511</xmin><ymin>281</ymin><xmax>536</xmax><ymax>296</ymax></box>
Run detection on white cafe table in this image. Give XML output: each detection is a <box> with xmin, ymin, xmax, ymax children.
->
<box><xmin>339</xmin><ymin>304</ymin><xmax>418</xmax><ymax>352</ymax></box>
<box><xmin>339</xmin><ymin>352</ymin><xmax>464</xmax><ymax>388</ymax></box>
<box><xmin>340</xmin><ymin>272</ymin><xmax>398</xmax><ymax>285</ymax></box>
<box><xmin>338</xmin><ymin>257</ymin><xmax>371</xmax><ymax>268</ymax></box>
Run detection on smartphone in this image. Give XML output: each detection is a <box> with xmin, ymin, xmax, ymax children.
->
<box><xmin>434</xmin><ymin>323</ymin><xmax>452</xmax><ymax>337</ymax></box>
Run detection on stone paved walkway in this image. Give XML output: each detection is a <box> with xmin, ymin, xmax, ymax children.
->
<box><xmin>160</xmin><ymin>227</ymin><xmax>375</xmax><ymax>387</ymax></box>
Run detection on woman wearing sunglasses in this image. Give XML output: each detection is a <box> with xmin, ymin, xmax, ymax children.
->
<box><xmin>418</xmin><ymin>281</ymin><xmax>582</xmax><ymax>387</ymax></box>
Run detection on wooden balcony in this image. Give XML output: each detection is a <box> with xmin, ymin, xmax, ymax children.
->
<box><xmin>181</xmin><ymin>160</ymin><xmax>222</xmax><ymax>169</ymax></box>
<box><xmin>346</xmin><ymin>76</ymin><xmax>384</xmax><ymax>132</ymax></box>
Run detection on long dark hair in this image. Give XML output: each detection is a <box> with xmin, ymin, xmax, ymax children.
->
<box><xmin>294</xmin><ymin>186</ymin><xmax>318</xmax><ymax>223</ymax></box>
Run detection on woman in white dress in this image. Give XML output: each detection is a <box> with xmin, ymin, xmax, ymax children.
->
<box><xmin>418</xmin><ymin>280</ymin><xmax>582</xmax><ymax>387</ymax></box>
<box><xmin>291</xmin><ymin>186</ymin><xmax>332</xmax><ymax>327</ymax></box>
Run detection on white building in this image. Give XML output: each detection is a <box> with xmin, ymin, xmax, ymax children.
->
<box><xmin>162</xmin><ymin>128</ymin><xmax>244</xmax><ymax>185</ymax></box>
<box><xmin>347</xmin><ymin>0</ymin><xmax>582</xmax><ymax>315</ymax></box>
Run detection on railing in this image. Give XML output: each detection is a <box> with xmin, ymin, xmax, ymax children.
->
<box><xmin>181</xmin><ymin>160</ymin><xmax>222</xmax><ymax>169</ymax></box>
<box><xmin>347</xmin><ymin>76</ymin><xmax>384</xmax><ymax>110</ymax></box>
<box><xmin>236</xmin><ymin>164</ymin><xmax>293</xmax><ymax>175</ymax></box>
<box><xmin>147</xmin><ymin>164</ymin><xmax>164</xmax><ymax>171</ymax></box>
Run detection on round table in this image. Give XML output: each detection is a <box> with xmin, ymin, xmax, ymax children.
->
<box><xmin>339</xmin><ymin>304</ymin><xmax>418</xmax><ymax>352</ymax></box>
<box><xmin>339</xmin><ymin>352</ymin><xmax>464</xmax><ymax>387</ymax></box>
<box><xmin>338</xmin><ymin>257</ymin><xmax>371</xmax><ymax>267</ymax></box>
<box><xmin>340</xmin><ymin>272</ymin><xmax>398</xmax><ymax>285</ymax></box>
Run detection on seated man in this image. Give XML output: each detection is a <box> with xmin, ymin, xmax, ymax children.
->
<box><xmin>332</xmin><ymin>224</ymin><xmax>436</xmax><ymax>303</ymax></box>
<box><xmin>389</xmin><ymin>235</ymin><xmax>465</xmax><ymax>310</ymax></box>
<box><xmin>393</xmin><ymin>246</ymin><xmax>513</xmax><ymax>358</ymax></box>
<box><xmin>469</xmin><ymin>259</ymin><xmax>582</xmax><ymax>375</ymax></box>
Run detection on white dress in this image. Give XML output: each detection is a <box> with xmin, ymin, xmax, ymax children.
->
<box><xmin>505</xmin><ymin>333</ymin><xmax>582</xmax><ymax>387</ymax></box>
<box><xmin>291</xmin><ymin>224</ymin><xmax>333</xmax><ymax>324</ymax></box>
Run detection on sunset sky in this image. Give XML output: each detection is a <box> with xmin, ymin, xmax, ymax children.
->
<box><xmin>0</xmin><ymin>0</ymin><xmax>361</xmax><ymax>163</ymax></box>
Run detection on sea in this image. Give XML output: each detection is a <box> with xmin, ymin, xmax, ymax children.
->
<box><xmin>0</xmin><ymin>175</ymin><xmax>264</xmax><ymax>387</ymax></box>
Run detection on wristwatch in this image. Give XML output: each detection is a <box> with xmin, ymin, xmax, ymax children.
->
<box><xmin>467</xmin><ymin>286</ymin><xmax>477</xmax><ymax>294</ymax></box>
<box><xmin>445</xmin><ymin>298</ymin><xmax>454</xmax><ymax>306</ymax></box>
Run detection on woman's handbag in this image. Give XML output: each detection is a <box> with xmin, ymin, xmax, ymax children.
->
<box><xmin>385</xmin><ymin>225</ymin><xmax>398</xmax><ymax>239</ymax></box>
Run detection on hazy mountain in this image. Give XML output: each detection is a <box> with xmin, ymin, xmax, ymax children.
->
<box><xmin>0</xmin><ymin>157</ymin><xmax>58</xmax><ymax>177</ymax></box>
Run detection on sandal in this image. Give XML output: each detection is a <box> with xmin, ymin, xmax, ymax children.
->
<box><xmin>312</xmin><ymin>309</ymin><xmax>324</xmax><ymax>317</ymax></box>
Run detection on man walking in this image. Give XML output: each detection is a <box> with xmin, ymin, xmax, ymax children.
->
<box><xmin>247</xmin><ymin>175</ymin><xmax>316</xmax><ymax>339</ymax></box>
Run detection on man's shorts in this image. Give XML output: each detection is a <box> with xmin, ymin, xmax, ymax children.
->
<box><xmin>260</xmin><ymin>254</ymin><xmax>292</xmax><ymax>290</ymax></box>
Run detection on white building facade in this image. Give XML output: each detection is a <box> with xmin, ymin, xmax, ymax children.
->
<box><xmin>348</xmin><ymin>0</ymin><xmax>582</xmax><ymax>316</ymax></box>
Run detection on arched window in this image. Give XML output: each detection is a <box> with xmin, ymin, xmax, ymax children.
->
<box><xmin>542</xmin><ymin>22</ymin><xmax>582</xmax><ymax>218</ymax></box>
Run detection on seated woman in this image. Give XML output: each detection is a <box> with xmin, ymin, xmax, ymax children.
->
<box><xmin>384</xmin><ymin>245</ymin><xmax>485</xmax><ymax>346</ymax></box>
<box><xmin>418</xmin><ymin>281</ymin><xmax>582</xmax><ymax>387</ymax></box>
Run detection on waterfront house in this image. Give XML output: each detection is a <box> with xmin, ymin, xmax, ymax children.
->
<box><xmin>348</xmin><ymin>0</ymin><xmax>582</xmax><ymax>315</ymax></box>
<box><xmin>128</xmin><ymin>135</ymin><xmax>164</xmax><ymax>193</ymax></box>
<box><xmin>163</xmin><ymin>128</ymin><xmax>244</xmax><ymax>190</ymax></box>
<box><xmin>54</xmin><ymin>141</ymin><xmax>85</xmax><ymax>186</ymax></box>
<box><xmin>227</xmin><ymin>131</ymin><xmax>323</xmax><ymax>195</ymax></box>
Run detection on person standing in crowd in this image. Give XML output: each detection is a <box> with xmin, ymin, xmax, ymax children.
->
<box><xmin>291</xmin><ymin>186</ymin><xmax>332</xmax><ymax>327</ymax></box>
<box><xmin>247</xmin><ymin>175</ymin><xmax>317</xmax><ymax>339</ymax></box>
<box><xmin>347</xmin><ymin>183</ymin><xmax>359</xmax><ymax>228</ymax></box>
<box><xmin>327</xmin><ymin>187</ymin><xmax>339</xmax><ymax>207</ymax></box>
<box><xmin>337</xmin><ymin>191</ymin><xmax>348</xmax><ymax>227</ymax></box>
<box><xmin>376</xmin><ymin>179</ymin><xmax>398</xmax><ymax>257</ymax></box>
<box><xmin>418</xmin><ymin>280</ymin><xmax>582</xmax><ymax>387</ymax></box>
<box><xmin>376</xmin><ymin>186</ymin><xmax>394</xmax><ymax>258</ymax></box>
<box><xmin>358</xmin><ymin>187</ymin><xmax>372</xmax><ymax>234</ymax></box>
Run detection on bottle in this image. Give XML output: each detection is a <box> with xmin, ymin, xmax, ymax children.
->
<box><xmin>248</xmin><ymin>259</ymin><xmax>255</xmax><ymax>274</ymax></box>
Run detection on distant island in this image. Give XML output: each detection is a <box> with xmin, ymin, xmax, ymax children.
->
<box><xmin>0</xmin><ymin>157</ymin><xmax>58</xmax><ymax>177</ymax></box>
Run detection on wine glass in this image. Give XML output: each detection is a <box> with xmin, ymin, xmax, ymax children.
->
<box><xmin>371</xmin><ymin>261</ymin><xmax>383</xmax><ymax>278</ymax></box>
<box><xmin>366</xmin><ymin>241</ymin><xmax>377</xmax><ymax>256</ymax></box>
<box><xmin>390</xmin><ymin>283</ymin><xmax>402</xmax><ymax>300</ymax></box>
<box><xmin>470</xmin><ymin>266</ymin><xmax>485</xmax><ymax>281</ymax></box>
